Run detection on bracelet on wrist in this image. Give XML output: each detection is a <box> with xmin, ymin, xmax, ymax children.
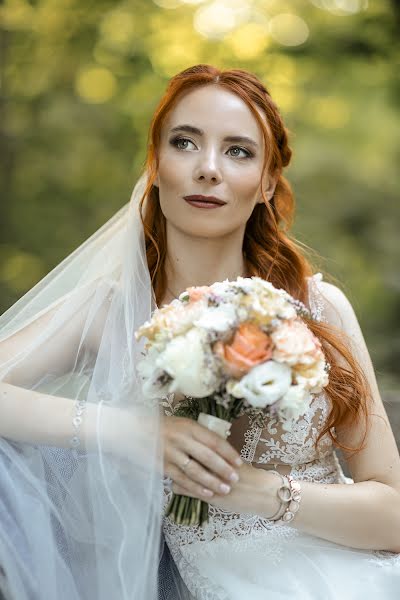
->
<box><xmin>267</xmin><ymin>470</ymin><xmax>302</xmax><ymax>524</ymax></box>
<box><xmin>69</xmin><ymin>399</ymin><xmax>86</xmax><ymax>451</ymax></box>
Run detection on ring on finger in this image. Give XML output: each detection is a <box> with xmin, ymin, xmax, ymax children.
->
<box><xmin>180</xmin><ymin>456</ymin><xmax>192</xmax><ymax>472</ymax></box>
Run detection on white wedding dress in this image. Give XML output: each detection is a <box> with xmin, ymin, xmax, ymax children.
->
<box><xmin>161</xmin><ymin>274</ymin><xmax>400</xmax><ymax>600</ymax></box>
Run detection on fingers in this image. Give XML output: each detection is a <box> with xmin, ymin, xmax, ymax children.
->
<box><xmin>171</xmin><ymin>482</ymin><xmax>198</xmax><ymax>499</ymax></box>
<box><xmin>162</xmin><ymin>416</ymin><xmax>243</xmax><ymax>494</ymax></box>
<box><xmin>179</xmin><ymin>438</ymin><xmax>239</xmax><ymax>488</ymax></box>
<box><xmin>192</xmin><ymin>424</ymin><xmax>243</xmax><ymax>469</ymax></box>
<box><xmin>167</xmin><ymin>447</ymin><xmax>234</xmax><ymax>496</ymax></box>
<box><xmin>168</xmin><ymin>464</ymin><xmax>216</xmax><ymax>500</ymax></box>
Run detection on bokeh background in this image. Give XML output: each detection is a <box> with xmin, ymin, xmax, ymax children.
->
<box><xmin>1</xmin><ymin>0</ymin><xmax>399</xmax><ymax>444</ymax></box>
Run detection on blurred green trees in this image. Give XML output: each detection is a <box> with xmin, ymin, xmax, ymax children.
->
<box><xmin>1</xmin><ymin>0</ymin><xmax>399</xmax><ymax>393</ymax></box>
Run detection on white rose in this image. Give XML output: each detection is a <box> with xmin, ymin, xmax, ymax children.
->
<box><xmin>227</xmin><ymin>360</ymin><xmax>292</xmax><ymax>408</ymax></box>
<box><xmin>156</xmin><ymin>328</ymin><xmax>218</xmax><ymax>397</ymax></box>
<box><xmin>194</xmin><ymin>303</ymin><xmax>237</xmax><ymax>333</ymax></box>
<box><xmin>277</xmin><ymin>385</ymin><xmax>311</xmax><ymax>423</ymax></box>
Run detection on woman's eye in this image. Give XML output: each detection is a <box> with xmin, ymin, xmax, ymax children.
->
<box><xmin>227</xmin><ymin>146</ymin><xmax>252</xmax><ymax>159</ymax></box>
<box><xmin>169</xmin><ymin>137</ymin><xmax>252</xmax><ymax>159</ymax></box>
<box><xmin>170</xmin><ymin>137</ymin><xmax>196</xmax><ymax>151</ymax></box>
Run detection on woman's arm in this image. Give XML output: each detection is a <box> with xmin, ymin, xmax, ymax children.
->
<box><xmin>172</xmin><ymin>282</ymin><xmax>400</xmax><ymax>552</ymax></box>
<box><xmin>277</xmin><ymin>281</ymin><xmax>400</xmax><ymax>552</ymax></box>
<box><xmin>0</xmin><ymin>381</ymin><xmax>96</xmax><ymax>448</ymax></box>
<box><xmin>0</xmin><ymin>287</ymin><xmax>243</xmax><ymax>478</ymax></box>
<box><xmin>0</xmin><ymin>287</ymin><xmax>111</xmax><ymax>448</ymax></box>
<box><xmin>0</xmin><ymin>283</ymin><xmax>112</xmax><ymax>386</ymax></box>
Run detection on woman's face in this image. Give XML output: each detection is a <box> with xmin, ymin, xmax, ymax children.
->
<box><xmin>155</xmin><ymin>85</ymin><xmax>274</xmax><ymax>240</ymax></box>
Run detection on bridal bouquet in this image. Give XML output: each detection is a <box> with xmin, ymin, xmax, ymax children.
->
<box><xmin>135</xmin><ymin>276</ymin><xmax>329</xmax><ymax>526</ymax></box>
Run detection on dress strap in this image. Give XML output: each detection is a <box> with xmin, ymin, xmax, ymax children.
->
<box><xmin>307</xmin><ymin>272</ymin><xmax>327</xmax><ymax>323</ymax></box>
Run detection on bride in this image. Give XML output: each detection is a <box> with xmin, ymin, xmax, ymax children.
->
<box><xmin>0</xmin><ymin>64</ymin><xmax>399</xmax><ymax>599</ymax></box>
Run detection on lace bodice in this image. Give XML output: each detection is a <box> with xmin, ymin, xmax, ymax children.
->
<box><xmin>235</xmin><ymin>272</ymin><xmax>335</xmax><ymax>477</ymax></box>
<box><xmin>161</xmin><ymin>274</ymin><xmax>351</xmax><ymax>599</ymax></box>
<box><xmin>232</xmin><ymin>389</ymin><xmax>339</xmax><ymax>477</ymax></box>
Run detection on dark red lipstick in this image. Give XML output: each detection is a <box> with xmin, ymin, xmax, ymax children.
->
<box><xmin>183</xmin><ymin>195</ymin><xmax>226</xmax><ymax>209</ymax></box>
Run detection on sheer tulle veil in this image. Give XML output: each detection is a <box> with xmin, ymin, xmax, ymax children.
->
<box><xmin>0</xmin><ymin>171</ymin><xmax>180</xmax><ymax>599</ymax></box>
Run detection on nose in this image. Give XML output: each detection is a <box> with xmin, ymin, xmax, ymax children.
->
<box><xmin>193</xmin><ymin>146</ymin><xmax>223</xmax><ymax>184</ymax></box>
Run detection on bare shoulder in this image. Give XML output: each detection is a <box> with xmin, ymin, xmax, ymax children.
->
<box><xmin>313</xmin><ymin>279</ymin><xmax>359</xmax><ymax>334</ymax></box>
<box><xmin>84</xmin><ymin>279</ymin><xmax>122</xmax><ymax>355</ymax></box>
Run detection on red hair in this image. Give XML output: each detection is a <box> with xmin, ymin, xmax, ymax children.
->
<box><xmin>138</xmin><ymin>64</ymin><xmax>369</xmax><ymax>455</ymax></box>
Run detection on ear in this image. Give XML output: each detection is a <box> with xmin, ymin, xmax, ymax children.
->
<box><xmin>257</xmin><ymin>173</ymin><xmax>279</xmax><ymax>204</ymax></box>
<box><xmin>153</xmin><ymin>173</ymin><xmax>159</xmax><ymax>188</ymax></box>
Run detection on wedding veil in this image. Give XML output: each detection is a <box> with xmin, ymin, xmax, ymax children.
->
<box><xmin>0</xmin><ymin>171</ymin><xmax>182</xmax><ymax>599</ymax></box>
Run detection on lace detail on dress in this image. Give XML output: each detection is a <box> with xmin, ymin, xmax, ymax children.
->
<box><xmin>240</xmin><ymin>420</ymin><xmax>262</xmax><ymax>463</ymax></box>
<box><xmin>164</xmin><ymin>495</ymin><xmax>298</xmax><ymax>551</ymax></box>
<box><xmin>163</xmin><ymin>492</ymin><xmax>300</xmax><ymax>600</ymax></box>
<box><xmin>238</xmin><ymin>390</ymin><xmax>333</xmax><ymax>471</ymax></box>
<box><xmin>368</xmin><ymin>551</ymin><xmax>400</xmax><ymax>569</ymax></box>
<box><xmin>307</xmin><ymin>272</ymin><xmax>327</xmax><ymax>323</ymax></box>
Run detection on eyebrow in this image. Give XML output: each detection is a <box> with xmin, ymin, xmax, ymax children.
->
<box><xmin>169</xmin><ymin>124</ymin><xmax>259</xmax><ymax>149</ymax></box>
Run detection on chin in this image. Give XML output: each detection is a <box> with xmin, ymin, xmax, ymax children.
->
<box><xmin>176</xmin><ymin>222</ymin><xmax>232</xmax><ymax>239</ymax></box>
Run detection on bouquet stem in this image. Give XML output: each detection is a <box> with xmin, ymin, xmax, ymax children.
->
<box><xmin>166</xmin><ymin>494</ymin><xmax>208</xmax><ymax>526</ymax></box>
<box><xmin>165</xmin><ymin>396</ymin><xmax>244</xmax><ymax>527</ymax></box>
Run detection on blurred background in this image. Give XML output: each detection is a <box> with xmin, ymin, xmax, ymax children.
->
<box><xmin>0</xmin><ymin>0</ymin><xmax>399</xmax><ymax>444</ymax></box>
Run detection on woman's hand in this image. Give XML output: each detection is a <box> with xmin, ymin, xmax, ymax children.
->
<box><xmin>172</xmin><ymin>462</ymin><xmax>281</xmax><ymax>517</ymax></box>
<box><xmin>162</xmin><ymin>415</ymin><xmax>243</xmax><ymax>500</ymax></box>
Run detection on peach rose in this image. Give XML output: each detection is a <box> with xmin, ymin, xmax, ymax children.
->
<box><xmin>271</xmin><ymin>318</ymin><xmax>323</xmax><ymax>366</ymax></box>
<box><xmin>214</xmin><ymin>322</ymin><xmax>273</xmax><ymax>378</ymax></box>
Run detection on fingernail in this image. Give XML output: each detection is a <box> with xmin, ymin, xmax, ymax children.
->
<box><xmin>220</xmin><ymin>483</ymin><xmax>231</xmax><ymax>494</ymax></box>
<box><xmin>230</xmin><ymin>472</ymin><xmax>239</xmax><ymax>483</ymax></box>
<box><xmin>202</xmin><ymin>488</ymin><xmax>214</xmax><ymax>498</ymax></box>
<box><xmin>235</xmin><ymin>458</ymin><xmax>243</xmax><ymax>467</ymax></box>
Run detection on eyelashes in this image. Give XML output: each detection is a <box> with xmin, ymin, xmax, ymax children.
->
<box><xmin>169</xmin><ymin>136</ymin><xmax>254</xmax><ymax>160</ymax></box>
<box><xmin>227</xmin><ymin>146</ymin><xmax>253</xmax><ymax>159</ymax></box>
<box><xmin>169</xmin><ymin>136</ymin><xmax>194</xmax><ymax>152</ymax></box>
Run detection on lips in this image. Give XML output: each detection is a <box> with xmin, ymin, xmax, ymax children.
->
<box><xmin>183</xmin><ymin>195</ymin><xmax>226</xmax><ymax>207</ymax></box>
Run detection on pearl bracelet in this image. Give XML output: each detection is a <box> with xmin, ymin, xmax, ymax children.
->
<box><xmin>267</xmin><ymin>470</ymin><xmax>302</xmax><ymax>524</ymax></box>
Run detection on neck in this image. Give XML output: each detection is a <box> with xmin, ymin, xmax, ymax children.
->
<box><xmin>164</xmin><ymin>224</ymin><xmax>247</xmax><ymax>301</ymax></box>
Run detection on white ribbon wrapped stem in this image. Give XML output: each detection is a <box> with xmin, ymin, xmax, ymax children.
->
<box><xmin>197</xmin><ymin>412</ymin><xmax>232</xmax><ymax>440</ymax></box>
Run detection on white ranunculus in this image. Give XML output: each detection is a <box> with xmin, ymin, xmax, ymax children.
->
<box><xmin>194</xmin><ymin>303</ymin><xmax>236</xmax><ymax>333</ymax></box>
<box><xmin>278</xmin><ymin>385</ymin><xmax>311</xmax><ymax>423</ymax></box>
<box><xmin>227</xmin><ymin>360</ymin><xmax>292</xmax><ymax>408</ymax></box>
<box><xmin>156</xmin><ymin>328</ymin><xmax>217</xmax><ymax>397</ymax></box>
